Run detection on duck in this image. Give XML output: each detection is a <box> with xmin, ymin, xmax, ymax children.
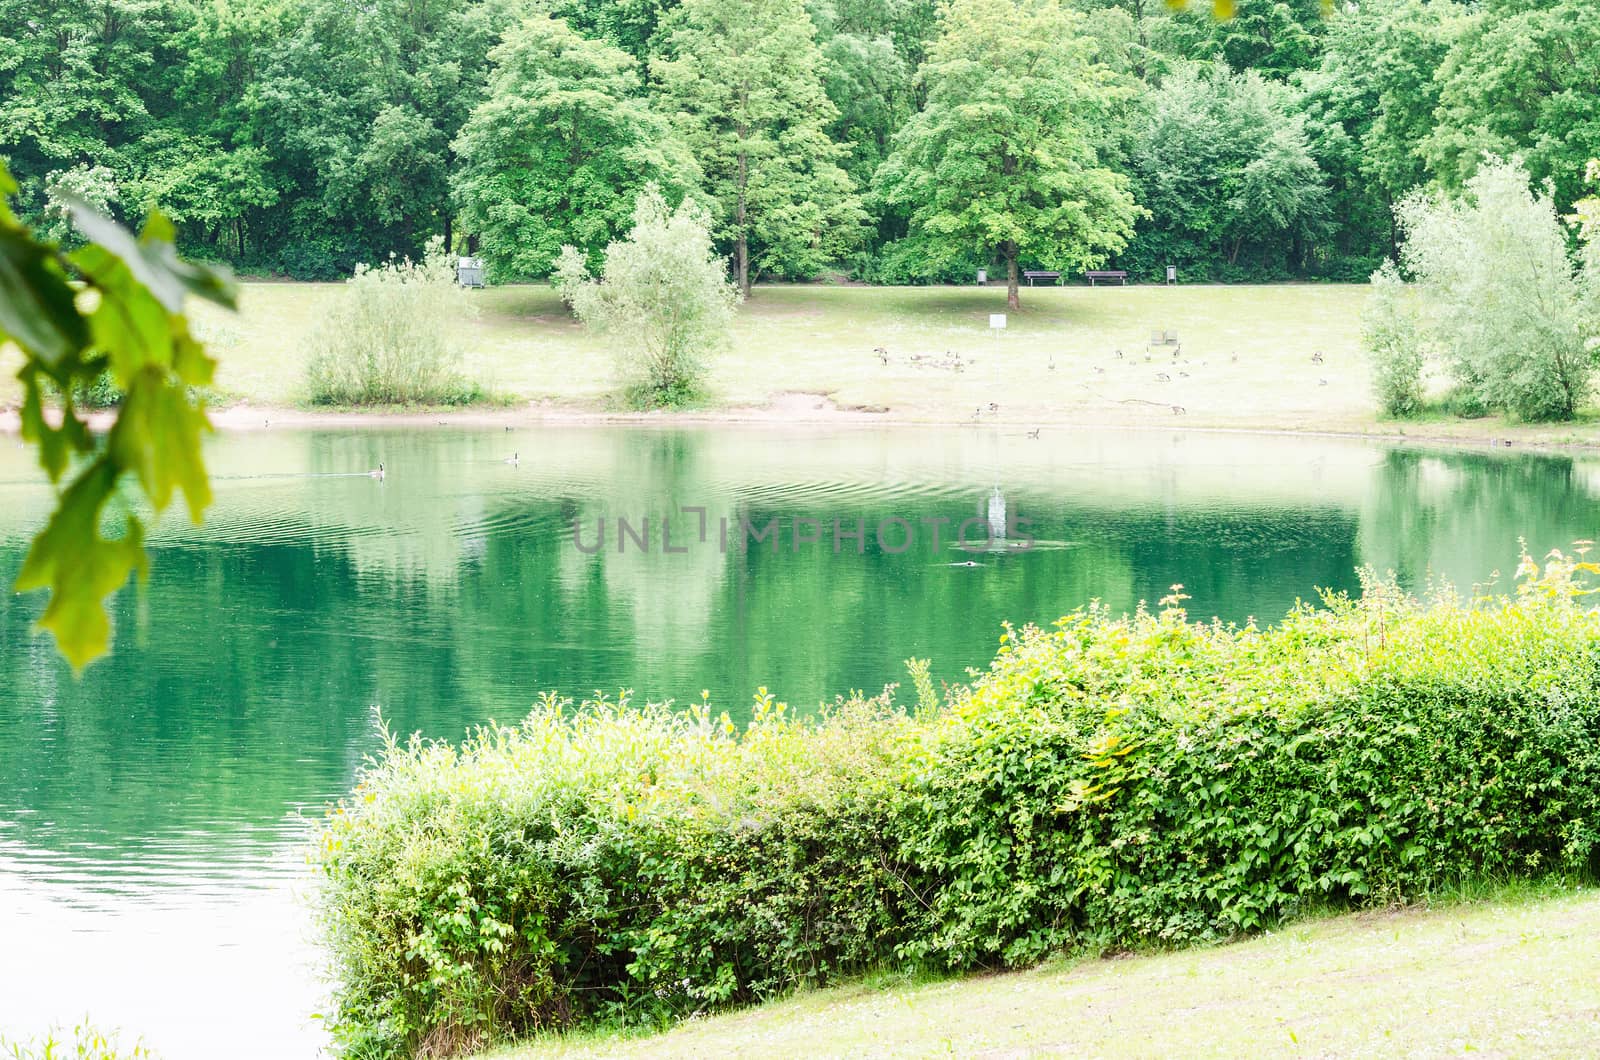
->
<box><xmin>503</xmin><ymin>452</ymin><xmax>520</xmax><ymax>467</ymax></box>
<box><xmin>369</xmin><ymin>462</ymin><xmax>385</xmax><ymax>480</ymax></box>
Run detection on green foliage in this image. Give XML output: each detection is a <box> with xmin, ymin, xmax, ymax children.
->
<box><xmin>554</xmin><ymin>186</ymin><xmax>738</xmax><ymax>406</ymax></box>
<box><xmin>1362</xmin><ymin>260</ymin><xmax>1426</xmax><ymax>417</ymax></box>
<box><xmin>653</xmin><ymin>0</ymin><xmax>867</xmax><ymax>294</ymax></box>
<box><xmin>306</xmin><ymin>238</ymin><xmax>479</xmax><ymax>406</ymax></box>
<box><xmin>0</xmin><ymin>160</ymin><xmax>234</xmax><ymax>670</ymax></box>
<box><xmin>318</xmin><ymin>553</ymin><xmax>1600</xmax><ymax>1055</ymax></box>
<box><xmin>1159</xmin><ymin>0</ymin><xmax>1329</xmax><ymax>79</ymax></box>
<box><xmin>1577</xmin><ymin>159</ymin><xmax>1600</xmax><ymax>293</ymax></box>
<box><xmin>1397</xmin><ymin>157</ymin><xmax>1597</xmax><ymax>422</ymax></box>
<box><xmin>874</xmin><ymin>0</ymin><xmax>1140</xmax><ymax>307</ymax></box>
<box><xmin>1123</xmin><ymin>62</ymin><xmax>1329</xmax><ymax>281</ymax></box>
<box><xmin>0</xmin><ymin>0</ymin><xmax>1588</xmax><ymax>287</ymax></box>
<box><xmin>316</xmin><ymin>690</ymin><xmax>917</xmax><ymax>1057</ymax></box>
<box><xmin>1423</xmin><ymin>1</ymin><xmax>1600</xmax><ymax>220</ymax></box>
<box><xmin>40</xmin><ymin>165</ymin><xmax>119</xmax><ymax>248</ymax></box>
<box><xmin>453</xmin><ymin>16</ymin><xmax>699</xmax><ymax>282</ymax></box>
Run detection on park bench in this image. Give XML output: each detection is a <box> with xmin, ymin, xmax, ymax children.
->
<box><xmin>1022</xmin><ymin>270</ymin><xmax>1061</xmax><ymax>286</ymax></box>
<box><xmin>1149</xmin><ymin>329</ymin><xmax>1179</xmax><ymax>345</ymax></box>
<box><xmin>1086</xmin><ymin>270</ymin><xmax>1129</xmax><ymax>286</ymax></box>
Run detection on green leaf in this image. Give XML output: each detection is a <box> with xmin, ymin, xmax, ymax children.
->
<box><xmin>65</xmin><ymin>197</ymin><xmax>237</xmax><ymax>314</ymax></box>
<box><xmin>111</xmin><ymin>367</ymin><xmax>214</xmax><ymax>521</ymax></box>
<box><xmin>13</xmin><ymin>457</ymin><xmax>147</xmax><ymax>671</ymax></box>
<box><xmin>0</xmin><ymin>226</ymin><xmax>89</xmax><ymax>364</ymax></box>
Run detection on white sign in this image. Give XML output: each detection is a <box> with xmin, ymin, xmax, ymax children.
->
<box><xmin>989</xmin><ymin>314</ymin><xmax>1007</xmax><ymax>330</ymax></box>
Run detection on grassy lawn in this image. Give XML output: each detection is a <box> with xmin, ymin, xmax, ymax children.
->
<box><xmin>483</xmin><ymin>886</ymin><xmax>1600</xmax><ymax>1059</ymax></box>
<box><xmin>193</xmin><ymin>282</ymin><xmax>1379</xmax><ymax>429</ymax></box>
<box><xmin>6</xmin><ymin>280</ymin><xmax>1599</xmax><ymax>443</ymax></box>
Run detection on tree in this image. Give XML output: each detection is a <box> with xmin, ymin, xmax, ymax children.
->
<box><xmin>453</xmin><ymin>16</ymin><xmax>697</xmax><ymax>281</ymax></box>
<box><xmin>243</xmin><ymin>0</ymin><xmax>524</xmax><ymax>275</ymax></box>
<box><xmin>874</xmin><ymin>0</ymin><xmax>1140</xmax><ymax>308</ymax></box>
<box><xmin>1424</xmin><ymin>1</ymin><xmax>1600</xmax><ymax>220</ymax></box>
<box><xmin>554</xmin><ymin>185</ymin><xmax>739</xmax><ymax>405</ymax></box>
<box><xmin>811</xmin><ymin>0</ymin><xmax>939</xmax><ymax>189</ymax></box>
<box><xmin>653</xmin><ymin>0</ymin><xmax>865</xmax><ymax>295</ymax></box>
<box><xmin>1362</xmin><ymin>260</ymin><xmax>1427</xmax><ymax>417</ymax></box>
<box><xmin>1122</xmin><ymin>62</ymin><xmax>1328</xmax><ymax>279</ymax></box>
<box><xmin>0</xmin><ymin>161</ymin><xmax>234</xmax><ymax>668</ymax></box>
<box><xmin>1397</xmin><ymin>157</ymin><xmax>1596</xmax><ymax>422</ymax></box>
<box><xmin>1296</xmin><ymin>0</ymin><xmax>1461</xmax><ymax>271</ymax></box>
<box><xmin>1157</xmin><ymin>0</ymin><xmax>1330</xmax><ymax>80</ymax></box>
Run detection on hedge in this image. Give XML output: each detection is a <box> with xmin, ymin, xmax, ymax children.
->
<box><xmin>315</xmin><ymin>553</ymin><xmax>1600</xmax><ymax>1057</ymax></box>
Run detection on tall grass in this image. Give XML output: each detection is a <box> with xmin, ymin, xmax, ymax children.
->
<box><xmin>0</xmin><ymin>1023</ymin><xmax>154</xmax><ymax>1060</ymax></box>
<box><xmin>307</xmin><ymin>238</ymin><xmax>481</xmax><ymax>406</ymax></box>
<box><xmin>316</xmin><ymin>550</ymin><xmax>1600</xmax><ymax>1057</ymax></box>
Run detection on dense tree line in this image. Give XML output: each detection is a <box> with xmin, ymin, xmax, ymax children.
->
<box><xmin>2</xmin><ymin>0</ymin><xmax>1594</xmax><ymax>287</ymax></box>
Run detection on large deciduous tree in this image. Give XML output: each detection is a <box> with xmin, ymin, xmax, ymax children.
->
<box><xmin>1423</xmin><ymin>0</ymin><xmax>1600</xmax><ymax>218</ymax></box>
<box><xmin>246</xmin><ymin>0</ymin><xmax>524</xmax><ymax>276</ymax></box>
<box><xmin>1124</xmin><ymin>62</ymin><xmax>1328</xmax><ymax>279</ymax></box>
<box><xmin>874</xmin><ymin>0</ymin><xmax>1139</xmax><ymax>308</ymax></box>
<box><xmin>453</xmin><ymin>16</ymin><xmax>698</xmax><ymax>280</ymax></box>
<box><xmin>652</xmin><ymin>0</ymin><xmax>865</xmax><ymax>295</ymax></box>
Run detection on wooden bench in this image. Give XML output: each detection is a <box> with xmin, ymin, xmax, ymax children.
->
<box><xmin>1086</xmin><ymin>270</ymin><xmax>1128</xmax><ymax>286</ymax></box>
<box><xmin>1022</xmin><ymin>270</ymin><xmax>1061</xmax><ymax>286</ymax></box>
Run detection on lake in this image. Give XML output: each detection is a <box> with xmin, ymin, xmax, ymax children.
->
<box><xmin>2</xmin><ymin>424</ymin><xmax>1597</xmax><ymax>1056</ymax></box>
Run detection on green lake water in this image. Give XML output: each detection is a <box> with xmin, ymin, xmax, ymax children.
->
<box><xmin>2</xmin><ymin>424</ymin><xmax>1597</xmax><ymax>1056</ymax></box>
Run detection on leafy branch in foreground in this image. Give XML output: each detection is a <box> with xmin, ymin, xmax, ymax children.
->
<box><xmin>0</xmin><ymin>159</ymin><xmax>235</xmax><ymax>669</ymax></box>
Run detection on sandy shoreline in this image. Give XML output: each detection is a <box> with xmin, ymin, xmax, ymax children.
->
<box><xmin>0</xmin><ymin>392</ymin><xmax>1590</xmax><ymax>454</ymax></box>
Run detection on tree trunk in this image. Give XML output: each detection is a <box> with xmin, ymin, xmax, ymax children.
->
<box><xmin>1005</xmin><ymin>245</ymin><xmax>1020</xmax><ymax>310</ymax></box>
<box><xmin>443</xmin><ymin>213</ymin><xmax>452</xmax><ymax>254</ymax></box>
<box><xmin>736</xmin><ymin>148</ymin><xmax>751</xmax><ymax>298</ymax></box>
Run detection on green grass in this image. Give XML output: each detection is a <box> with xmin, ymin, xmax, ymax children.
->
<box><xmin>9</xmin><ymin>280</ymin><xmax>1599</xmax><ymax>443</ymax></box>
<box><xmin>191</xmin><ymin>282</ymin><xmax>1377</xmax><ymax>427</ymax></box>
<box><xmin>482</xmin><ymin>884</ymin><xmax>1600</xmax><ymax>1059</ymax></box>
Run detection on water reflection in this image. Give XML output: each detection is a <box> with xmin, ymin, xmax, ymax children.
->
<box><xmin>1</xmin><ymin>426</ymin><xmax>1597</xmax><ymax>1056</ymax></box>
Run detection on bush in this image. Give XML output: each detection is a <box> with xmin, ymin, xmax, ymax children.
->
<box><xmin>1363</xmin><ymin>260</ymin><xmax>1427</xmax><ymax>417</ymax></box>
<box><xmin>1397</xmin><ymin>157</ymin><xmax>1597</xmax><ymax>421</ymax></box>
<box><xmin>306</xmin><ymin>238</ymin><xmax>480</xmax><ymax>406</ymax></box>
<box><xmin>318</xmin><ymin>554</ymin><xmax>1600</xmax><ymax>1056</ymax></box>
<box><xmin>317</xmin><ymin>691</ymin><xmax>916</xmax><ymax>1057</ymax></box>
<box><xmin>554</xmin><ymin>186</ymin><xmax>738</xmax><ymax>408</ymax></box>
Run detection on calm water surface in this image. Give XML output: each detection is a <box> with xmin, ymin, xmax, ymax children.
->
<box><xmin>2</xmin><ymin>425</ymin><xmax>1597</xmax><ymax>1056</ymax></box>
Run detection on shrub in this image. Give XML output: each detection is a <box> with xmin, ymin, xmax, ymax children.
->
<box><xmin>1396</xmin><ymin>157</ymin><xmax>1597</xmax><ymax>421</ymax></box>
<box><xmin>1363</xmin><ymin>260</ymin><xmax>1427</xmax><ymax>417</ymax></box>
<box><xmin>317</xmin><ymin>691</ymin><xmax>916</xmax><ymax>1057</ymax></box>
<box><xmin>306</xmin><ymin>238</ymin><xmax>479</xmax><ymax>406</ymax></box>
<box><xmin>553</xmin><ymin>186</ymin><xmax>738</xmax><ymax>408</ymax></box>
<box><xmin>317</xmin><ymin>554</ymin><xmax>1600</xmax><ymax>1056</ymax></box>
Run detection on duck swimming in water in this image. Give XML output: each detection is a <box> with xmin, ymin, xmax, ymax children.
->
<box><xmin>504</xmin><ymin>452</ymin><xmax>519</xmax><ymax>466</ymax></box>
<box><xmin>369</xmin><ymin>462</ymin><xmax>385</xmax><ymax>480</ymax></box>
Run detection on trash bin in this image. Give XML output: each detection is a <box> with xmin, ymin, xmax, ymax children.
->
<box><xmin>976</xmin><ymin>268</ymin><xmax>988</xmax><ymax>285</ymax></box>
<box><xmin>456</xmin><ymin>256</ymin><xmax>486</xmax><ymax>288</ymax></box>
<box><xmin>1165</xmin><ymin>265</ymin><xmax>1177</xmax><ymax>285</ymax></box>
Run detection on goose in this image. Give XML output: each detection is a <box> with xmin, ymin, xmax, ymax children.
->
<box><xmin>503</xmin><ymin>452</ymin><xmax>520</xmax><ymax>466</ymax></box>
<box><xmin>369</xmin><ymin>462</ymin><xmax>385</xmax><ymax>480</ymax></box>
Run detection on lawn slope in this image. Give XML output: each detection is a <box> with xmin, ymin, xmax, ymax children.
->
<box><xmin>487</xmin><ymin>887</ymin><xmax>1600</xmax><ymax>1059</ymax></box>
